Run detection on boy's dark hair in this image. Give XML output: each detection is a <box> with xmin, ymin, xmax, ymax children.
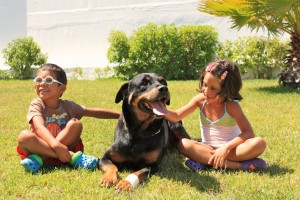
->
<box><xmin>37</xmin><ymin>63</ymin><xmax>67</xmax><ymax>85</ymax></box>
<box><xmin>199</xmin><ymin>60</ymin><xmax>243</xmax><ymax>102</ymax></box>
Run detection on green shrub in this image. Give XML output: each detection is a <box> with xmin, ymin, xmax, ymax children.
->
<box><xmin>218</xmin><ymin>36</ymin><xmax>288</xmax><ymax>79</ymax></box>
<box><xmin>107</xmin><ymin>23</ymin><xmax>218</xmax><ymax>80</ymax></box>
<box><xmin>72</xmin><ymin>66</ymin><xmax>83</xmax><ymax>80</ymax></box>
<box><xmin>107</xmin><ymin>31</ymin><xmax>130</xmax><ymax>80</ymax></box>
<box><xmin>94</xmin><ymin>66</ymin><xmax>114</xmax><ymax>79</ymax></box>
<box><xmin>2</xmin><ymin>36</ymin><xmax>47</xmax><ymax>79</ymax></box>
<box><xmin>0</xmin><ymin>70</ymin><xmax>10</xmax><ymax>80</ymax></box>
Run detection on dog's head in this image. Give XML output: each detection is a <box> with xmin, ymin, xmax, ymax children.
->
<box><xmin>116</xmin><ymin>73</ymin><xmax>170</xmax><ymax>125</ymax></box>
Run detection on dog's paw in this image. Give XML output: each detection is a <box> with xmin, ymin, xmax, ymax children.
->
<box><xmin>115</xmin><ymin>179</ymin><xmax>133</xmax><ymax>191</ymax></box>
<box><xmin>100</xmin><ymin>173</ymin><xmax>118</xmax><ymax>187</ymax></box>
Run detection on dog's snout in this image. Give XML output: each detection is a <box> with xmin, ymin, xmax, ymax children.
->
<box><xmin>158</xmin><ymin>85</ymin><xmax>168</xmax><ymax>92</ymax></box>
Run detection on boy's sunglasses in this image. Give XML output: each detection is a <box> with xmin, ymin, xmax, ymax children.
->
<box><xmin>33</xmin><ymin>76</ymin><xmax>63</xmax><ymax>85</ymax></box>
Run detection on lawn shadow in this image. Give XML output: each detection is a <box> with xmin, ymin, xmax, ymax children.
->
<box><xmin>157</xmin><ymin>151</ymin><xmax>221</xmax><ymax>193</ymax></box>
<box><xmin>264</xmin><ymin>164</ymin><xmax>294</xmax><ymax>176</ymax></box>
<box><xmin>254</xmin><ymin>85</ymin><xmax>300</xmax><ymax>94</ymax></box>
<box><xmin>40</xmin><ymin>164</ymin><xmax>74</xmax><ymax>174</ymax></box>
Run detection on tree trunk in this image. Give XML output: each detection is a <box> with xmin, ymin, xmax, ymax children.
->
<box><xmin>278</xmin><ymin>32</ymin><xmax>300</xmax><ymax>89</ymax></box>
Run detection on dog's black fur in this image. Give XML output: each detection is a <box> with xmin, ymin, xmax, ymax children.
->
<box><xmin>99</xmin><ymin>73</ymin><xmax>190</xmax><ymax>191</ymax></box>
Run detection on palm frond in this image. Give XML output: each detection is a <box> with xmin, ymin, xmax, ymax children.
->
<box><xmin>258</xmin><ymin>0</ymin><xmax>297</xmax><ymax>16</ymax></box>
<box><xmin>198</xmin><ymin>0</ymin><xmax>300</xmax><ymax>36</ymax></box>
<box><xmin>198</xmin><ymin>0</ymin><xmax>251</xmax><ymax>16</ymax></box>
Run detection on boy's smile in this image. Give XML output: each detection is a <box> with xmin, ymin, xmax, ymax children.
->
<box><xmin>34</xmin><ymin>70</ymin><xmax>66</xmax><ymax>108</ymax></box>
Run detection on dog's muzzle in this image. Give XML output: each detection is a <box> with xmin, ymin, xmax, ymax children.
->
<box><xmin>138</xmin><ymin>86</ymin><xmax>169</xmax><ymax>118</ymax></box>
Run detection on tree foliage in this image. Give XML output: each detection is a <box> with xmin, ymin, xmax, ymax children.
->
<box><xmin>2</xmin><ymin>36</ymin><xmax>47</xmax><ymax>79</ymax></box>
<box><xmin>107</xmin><ymin>23</ymin><xmax>218</xmax><ymax>80</ymax></box>
<box><xmin>198</xmin><ymin>0</ymin><xmax>300</xmax><ymax>88</ymax></box>
<box><xmin>218</xmin><ymin>36</ymin><xmax>289</xmax><ymax>79</ymax></box>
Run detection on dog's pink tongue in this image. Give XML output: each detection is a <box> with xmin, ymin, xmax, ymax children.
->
<box><xmin>150</xmin><ymin>101</ymin><xmax>168</xmax><ymax>116</ymax></box>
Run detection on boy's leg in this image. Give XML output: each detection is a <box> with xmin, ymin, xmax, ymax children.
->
<box><xmin>18</xmin><ymin>130</ymin><xmax>58</xmax><ymax>158</ymax></box>
<box><xmin>17</xmin><ymin>119</ymin><xmax>83</xmax><ymax>159</ymax></box>
<box><xmin>56</xmin><ymin>118</ymin><xmax>98</xmax><ymax>170</ymax></box>
<box><xmin>55</xmin><ymin>118</ymin><xmax>82</xmax><ymax>151</ymax></box>
<box><xmin>18</xmin><ymin>130</ymin><xmax>58</xmax><ymax>173</ymax></box>
<box><xmin>17</xmin><ymin>119</ymin><xmax>82</xmax><ymax>164</ymax></box>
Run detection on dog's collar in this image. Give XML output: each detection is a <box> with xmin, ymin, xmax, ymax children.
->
<box><xmin>122</xmin><ymin>117</ymin><xmax>163</xmax><ymax>137</ymax></box>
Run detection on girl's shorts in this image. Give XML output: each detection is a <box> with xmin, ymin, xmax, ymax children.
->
<box><xmin>16</xmin><ymin>138</ymin><xmax>84</xmax><ymax>165</ymax></box>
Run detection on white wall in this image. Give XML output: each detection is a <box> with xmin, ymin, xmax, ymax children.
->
<box><xmin>0</xmin><ymin>0</ymin><xmax>27</xmax><ymax>69</ymax></box>
<box><xmin>2</xmin><ymin>0</ymin><xmax>273</xmax><ymax>70</ymax></box>
<box><xmin>26</xmin><ymin>0</ymin><xmax>269</xmax><ymax>69</ymax></box>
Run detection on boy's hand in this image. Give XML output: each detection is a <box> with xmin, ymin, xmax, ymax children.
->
<box><xmin>50</xmin><ymin>141</ymin><xmax>72</xmax><ymax>163</ymax></box>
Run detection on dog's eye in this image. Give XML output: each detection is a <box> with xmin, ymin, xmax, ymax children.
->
<box><xmin>141</xmin><ymin>80</ymin><xmax>148</xmax><ymax>86</ymax></box>
<box><xmin>159</xmin><ymin>79</ymin><xmax>167</xmax><ymax>86</ymax></box>
<box><xmin>140</xmin><ymin>80</ymin><xmax>150</xmax><ymax>92</ymax></box>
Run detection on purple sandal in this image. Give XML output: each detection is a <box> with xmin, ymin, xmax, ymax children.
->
<box><xmin>185</xmin><ymin>159</ymin><xmax>207</xmax><ymax>171</ymax></box>
<box><xmin>242</xmin><ymin>158</ymin><xmax>267</xmax><ymax>171</ymax></box>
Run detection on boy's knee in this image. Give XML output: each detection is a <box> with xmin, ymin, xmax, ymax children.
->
<box><xmin>17</xmin><ymin>130</ymin><xmax>34</xmax><ymax>144</ymax></box>
<box><xmin>66</xmin><ymin>118</ymin><xmax>82</xmax><ymax>130</ymax></box>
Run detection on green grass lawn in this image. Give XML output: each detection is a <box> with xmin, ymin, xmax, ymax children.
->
<box><xmin>0</xmin><ymin>79</ymin><xmax>299</xmax><ymax>199</ymax></box>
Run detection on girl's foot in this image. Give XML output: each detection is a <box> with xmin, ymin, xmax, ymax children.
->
<box><xmin>20</xmin><ymin>154</ymin><xmax>43</xmax><ymax>174</ymax></box>
<box><xmin>242</xmin><ymin>158</ymin><xmax>267</xmax><ymax>171</ymax></box>
<box><xmin>70</xmin><ymin>151</ymin><xmax>98</xmax><ymax>170</ymax></box>
<box><xmin>185</xmin><ymin>159</ymin><xmax>207</xmax><ymax>171</ymax></box>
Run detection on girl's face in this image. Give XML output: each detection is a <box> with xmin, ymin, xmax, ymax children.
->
<box><xmin>201</xmin><ymin>72</ymin><xmax>222</xmax><ymax>104</ymax></box>
<box><xmin>34</xmin><ymin>70</ymin><xmax>66</xmax><ymax>103</ymax></box>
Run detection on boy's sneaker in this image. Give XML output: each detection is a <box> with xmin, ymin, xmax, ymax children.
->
<box><xmin>185</xmin><ymin>159</ymin><xmax>207</xmax><ymax>171</ymax></box>
<box><xmin>70</xmin><ymin>151</ymin><xmax>98</xmax><ymax>170</ymax></box>
<box><xmin>21</xmin><ymin>154</ymin><xmax>43</xmax><ymax>174</ymax></box>
<box><xmin>242</xmin><ymin>158</ymin><xmax>267</xmax><ymax>171</ymax></box>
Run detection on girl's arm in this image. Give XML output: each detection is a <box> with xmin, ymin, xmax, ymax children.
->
<box><xmin>84</xmin><ymin>107</ymin><xmax>120</xmax><ymax>119</ymax></box>
<box><xmin>225</xmin><ymin>101</ymin><xmax>255</xmax><ymax>150</ymax></box>
<box><xmin>165</xmin><ymin>94</ymin><xmax>204</xmax><ymax>123</ymax></box>
<box><xmin>208</xmin><ymin>101</ymin><xmax>255</xmax><ymax>168</ymax></box>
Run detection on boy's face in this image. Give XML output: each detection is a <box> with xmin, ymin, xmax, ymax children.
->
<box><xmin>34</xmin><ymin>70</ymin><xmax>66</xmax><ymax>104</ymax></box>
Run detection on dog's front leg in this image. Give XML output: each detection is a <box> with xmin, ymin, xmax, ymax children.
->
<box><xmin>168</xmin><ymin>121</ymin><xmax>191</xmax><ymax>140</ymax></box>
<box><xmin>99</xmin><ymin>158</ymin><xmax>119</xmax><ymax>187</ymax></box>
<box><xmin>115</xmin><ymin>167</ymin><xmax>150</xmax><ymax>191</ymax></box>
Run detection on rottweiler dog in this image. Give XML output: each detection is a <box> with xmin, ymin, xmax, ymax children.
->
<box><xmin>99</xmin><ymin>73</ymin><xmax>190</xmax><ymax>191</ymax></box>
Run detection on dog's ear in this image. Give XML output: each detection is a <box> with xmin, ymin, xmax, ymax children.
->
<box><xmin>115</xmin><ymin>83</ymin><xmax>129</xmax><ymax>103</ymax></box>
<box><xmin>166</xmin><ymin>99</ymin><xmax>170</xmax><ymax>105</ymax></box>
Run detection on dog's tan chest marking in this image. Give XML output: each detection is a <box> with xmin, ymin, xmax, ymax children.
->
<box><xmin>109</xmin><ymin>150</ymin><xmax>128</xmax><ymax>163</ymax></box>
<box><xmin>139</xmin><ymin>150</ymin><xmax>161</xmax><ymax>163</ymax></box>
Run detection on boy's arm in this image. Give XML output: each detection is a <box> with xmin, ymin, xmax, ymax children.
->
<box><xmin>83</xmin><ymin>108</ymin><xmax>120</xmax><ymax>119</ymax></box>
<box><xmin>31</xmin><ymin>116</ymin><xmax>71</xmax><ymax>163</ymax></box>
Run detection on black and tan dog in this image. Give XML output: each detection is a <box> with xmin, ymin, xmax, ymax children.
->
<box><xmin>99</xmin><ymin>73</ymin><xmax>190</xmax><ymax>191</ymax></box>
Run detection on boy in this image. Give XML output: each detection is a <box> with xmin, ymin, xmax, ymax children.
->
<box><xmin>17</xmin><ymin>63</ymin><xmax>120</xmax><ymax>173</ymax></box>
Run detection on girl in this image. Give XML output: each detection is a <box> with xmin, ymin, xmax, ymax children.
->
<box><xmin>164</xmin><ymin>60</ymin><xmax>267</xmax><ymax>171</ymax></box>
